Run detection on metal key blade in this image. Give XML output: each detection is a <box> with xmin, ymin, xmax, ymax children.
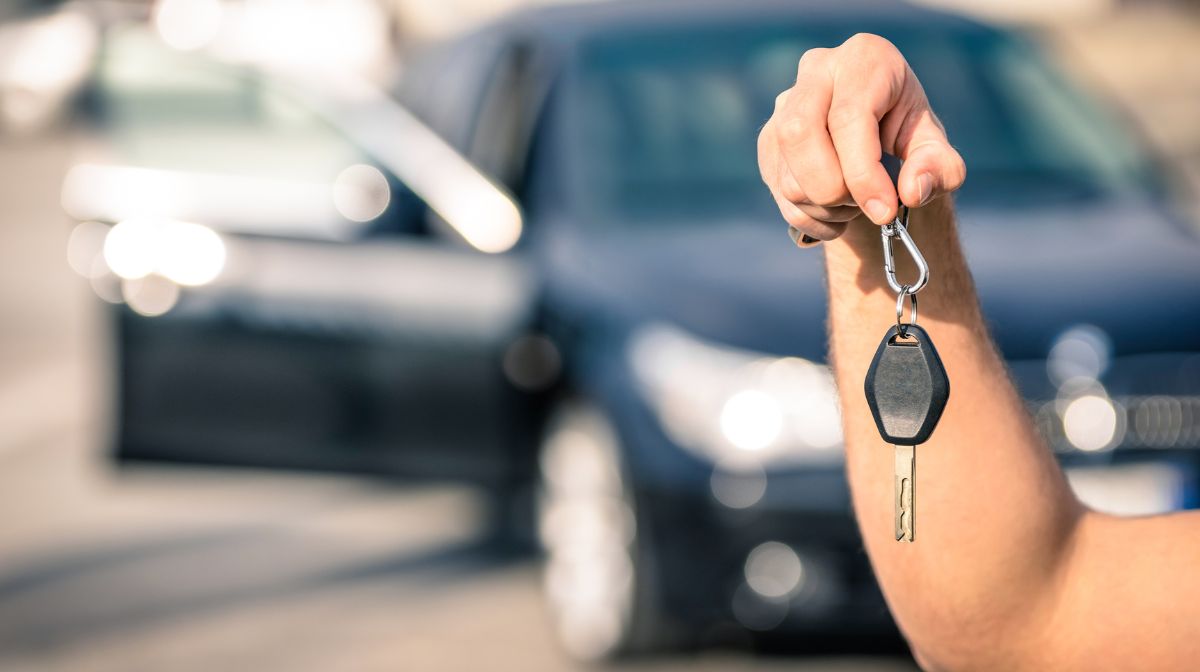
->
<box><xmin>894</xmin><ymin>444</ymin><xmax>915</xmax><ymax>542</ymax></box>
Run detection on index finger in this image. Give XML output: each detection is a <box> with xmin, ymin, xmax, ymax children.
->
<box><xmin>826</xmin><ymin>92</ymin><xmax>897</xmax><ymax>225</ymax></box>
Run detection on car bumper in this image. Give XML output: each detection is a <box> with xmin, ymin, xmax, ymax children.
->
<box><xmin>638</xmin><ymin>467</ymin><xmax>895</xmax><ymax>639</ymax></box>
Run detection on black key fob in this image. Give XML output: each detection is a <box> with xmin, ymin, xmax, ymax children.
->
<box><xmin>864</xmin><ymin>324</ymin><xmax>950</xmax><ymax>445</ymax></box>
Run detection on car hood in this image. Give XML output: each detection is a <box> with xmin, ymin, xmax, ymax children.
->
<box><xmin>539</xmin><ymin>197</ymin><xmax>1200</xmax><ymax>363</ymax></box>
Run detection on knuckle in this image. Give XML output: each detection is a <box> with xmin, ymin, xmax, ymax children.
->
<box><xmin>797</xmin><ymin>47</ymin><xmax>829</xmax><ymax>72</ymax></box>
<box><xmin>777</xmin><ymin>117</ymin><xmax>814</xmax><ymax>147</ymax></box>
<box><xmin>842</xmin><ymin>32</ymin><xmax>897</xmax><ymax>55</ymax></box>
<box><xmin>773</xmin><ymin>90</ymin><xmax>790</xmax><ymax>113</ymax></box>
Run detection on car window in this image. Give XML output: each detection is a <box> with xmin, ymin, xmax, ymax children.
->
<box><xmin>90</xmin><ymin>26</ymin><xmax>417</xmax><ymax>239</ymax></box>
<box><xmin>561</xmin><ymin>22</ymin><xmax>1155</xmax><ymax>223</ymax></box>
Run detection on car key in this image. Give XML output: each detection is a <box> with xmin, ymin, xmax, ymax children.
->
<box><xmin>862</xmin><ymin>156</ymin><xmax>951</xmax><ymax>542</ymax></box>
<box><xmin>865</xmin><ymin>322</ymin><xmax>950</xmax><ymax>541</ymax></box>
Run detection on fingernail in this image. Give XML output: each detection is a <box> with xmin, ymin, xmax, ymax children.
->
<box><xmin>786</xmin><ymin>226</ymin><xmax>820</xmax><ymax>248</ymax></box>
<box><xmin>917</xmin><ymin>173</ymin><xmax>933</xmax><ymax>205</ymax></box>
<box><xmin>864</xmin><ymin>198</ymin><xmax>890</xmax><ymax>224</ymax></box>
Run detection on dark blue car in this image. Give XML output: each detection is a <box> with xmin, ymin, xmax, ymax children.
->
<box><xmin>67</xmin><ymin>0</ymin><xmax>1200</xmax><ymax>660</ymax></box>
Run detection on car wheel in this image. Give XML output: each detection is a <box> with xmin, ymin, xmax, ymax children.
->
<box><xmin>537</xmin><ymin>401</ymin><xmax>666</xmax><ymax>660</ymax></box>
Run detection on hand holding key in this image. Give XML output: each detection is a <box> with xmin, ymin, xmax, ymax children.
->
<box><xmin>757</xmin><ymin>33</ymin><xmax>966</xmax><ymax>245</ymax></box>
<box><xmin>760</xmin><ymin>32</ymin><xmax>1200</xmax><ymax>671</ymax></box>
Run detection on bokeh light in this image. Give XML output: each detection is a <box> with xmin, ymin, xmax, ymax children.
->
<box><xmin>103</xmin><ymin>218</ymin><xmax>225</xmax><ymax>286</ymax></box>
<box><xmin>744</xmin><ymin>542</ymin><xmax>805</xmax><ymax>600</ymax></box>
<box><xmin>1063</xmin><ymin>394</ymin><xmax>1120</xmax><ymax>452</ymax></box>
<box><xmin>720</xmin><ymin>389</ymin><xmax>784</xmax><ymax>452</ymax></box>
<box><xmin>332</xmin><ymin>164</ymin><xmax>391</xmax><ymax>222</ymax></box>
<box><xmin>121</xmin><ymin>275</ymin><xmax>181</xmax><ymax>317</ymax></box>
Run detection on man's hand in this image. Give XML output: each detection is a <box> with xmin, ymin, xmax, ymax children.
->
<box><xmin>757</xmin><ymin>33</ymin><xmax>966</xmax><ymax>243</ymax></box>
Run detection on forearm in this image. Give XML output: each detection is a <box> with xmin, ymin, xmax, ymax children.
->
<box><xmin>824</xmin><ymin>199</ymin><xmax>1084</xmax><ymax>668</ymax></box>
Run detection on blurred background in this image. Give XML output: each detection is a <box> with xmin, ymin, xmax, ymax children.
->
<box><xmin>1</xmin><ymin>0</ymin><xmax>1198</xmax><ymax>670</ymax></box>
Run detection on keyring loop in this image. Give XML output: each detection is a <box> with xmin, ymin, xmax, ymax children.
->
<box><xmin>881</xmin><ymin>207</ymin><xmax>929</xmax><ymax>295</ymax></box>
<box><xmin>895</xmin><ymin>286</ymin><xmax>918</xmax><ymax>336</ymax></box>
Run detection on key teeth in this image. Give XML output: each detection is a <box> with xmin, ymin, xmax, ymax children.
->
<box><xmin>894</xmin><ymin>445</ymin><xmax>916</xmax><ymax>543</ymax></box>
<box><xmin>896</xmin><ymin>477</ymin><xmax>914</xmax><ymax>542</ymax></box>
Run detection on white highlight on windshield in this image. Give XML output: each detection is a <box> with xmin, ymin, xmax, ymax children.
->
<box><xmin>281</xmin><ymin>74</ymin><xmax>524</xmax><ymax>253</ymax></box>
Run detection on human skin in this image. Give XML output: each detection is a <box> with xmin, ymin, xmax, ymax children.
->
<box><xmin>758</xmin><ymin>33</ymin><xmax>1200</xmax><ymax>671</ymax></box>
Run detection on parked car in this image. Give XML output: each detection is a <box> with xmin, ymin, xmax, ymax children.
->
<box><xmin>63</xmin><ymin>0</ymin><xmax>1200</xmax><ymax>660</ymax></box>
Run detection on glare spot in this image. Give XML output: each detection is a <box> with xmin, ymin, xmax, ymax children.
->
<box><xmin>1048</xmin><ymin>325</ymin><xmax>1112</xmax><ymax>387</ymax></box>
<box><xmin>332</xmin><ymin>164</ymin><xmax>391</xmax><ymax>222</ymax></box>
<box><xmin>121</xmin><ymin>276</ymin><xmax>179</xmax><ymax>317</ymax></box>
<box><xmin>154</xmin><ymin>0</ymin><xmax>223</xmax><ymax>51</ymax></box>
<box><xmin>720</xmin><ymin>389</ymin><xmax>782</xmax><ymax>451</ymax></box>
<box><xmin>710</xmin><ymin>461</ymin><xmax>767</xmax><ymax>509</ymax></box>
<box><xmin>237</xmin><ymin>0</ymin><xmax>389</xmax><ymax>74</ymax></box>
<box><xmin>157</xmin><ymin>221</ymin><xmax>225</xmax><ymax>286</ymax></box>
<box><xmin>502</xmin><ymin>333</ymin><xmax>561</xmax><ymax>391</ymax></box>
<box><xmin>66</xmin><ymin>221</ymin><xmax>110</xmax><ymax>278</ymax></box>
<box><xmin>744</xmin><ymin>541</ymin><xmax>805</xmax><ymax>599</ymax></box>
<box><xmin>103</xmin><ymin>218</ymin><xmax>224</xmax><ymax>286</ymax></box>
<box><xmin>449</xmin><ymin>191</ymin><xmax>523</xmax><ymax>253</ymax></box>
<box><xmin>1063</xmin><ymin>394</ymin><xmax>1119</xmax><ymax>452</ymax></box>
<box><xmin>103</xmin><ymin>219</ymin><xmax>158</xmax><ymax>280</ymax></box>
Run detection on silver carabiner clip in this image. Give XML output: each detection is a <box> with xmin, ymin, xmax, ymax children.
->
<box><xmin>880</xmin><ymin>206</ymin><xmax>928</xmax><ymax>295</ymax></box>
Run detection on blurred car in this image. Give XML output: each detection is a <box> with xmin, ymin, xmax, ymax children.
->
<box><xmin>63</xmin><ymin>0</ymin><xmax>1200</xmax><ymax>661</ymax></box>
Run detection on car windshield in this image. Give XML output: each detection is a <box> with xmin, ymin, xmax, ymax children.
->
<box><xmin>563</xmin><ymin>22</ymin><xmax>1154</xmax><ymax>221</ymax></box>
<box><xmin>79</xmin><ymin>27</ymin><xmax>399</xmax><ymax>240</ymax></box>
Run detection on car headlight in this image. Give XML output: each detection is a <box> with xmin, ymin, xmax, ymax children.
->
<box><xmin>628</xmin><ymin>323</ymin><xmax>843</xmax><ymax>467</ymax></box>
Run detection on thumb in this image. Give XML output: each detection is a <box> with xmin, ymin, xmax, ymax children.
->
<box><xmin>894</xmin><ymin>114</ymin><xmax>966</xmax><ymax>208</ymax></box>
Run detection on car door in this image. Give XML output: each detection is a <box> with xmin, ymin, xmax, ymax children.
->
<box><xmin>71</xmin><ymin>26</ymin><xmax>538</xmax><ymax>483</ymax></box>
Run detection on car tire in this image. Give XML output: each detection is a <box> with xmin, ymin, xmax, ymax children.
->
<box><xmin>537</xmin><ymin>400</ymin><xmax>670</xmax><ymax>660</ymax></box>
